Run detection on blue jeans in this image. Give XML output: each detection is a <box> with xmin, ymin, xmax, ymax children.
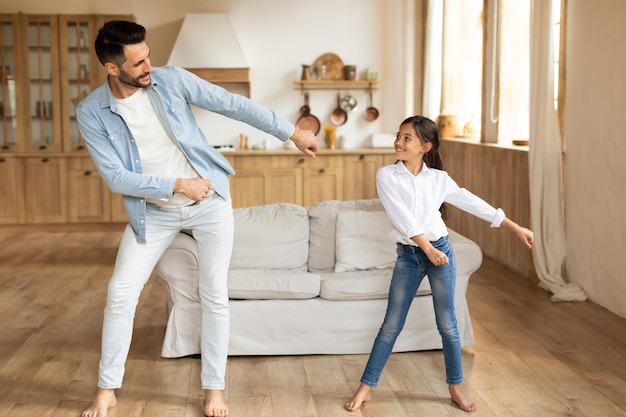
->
<box><xmin>98</xmin><ymin>192</ymin><xmax>234</xmax><ymax>390</ymax></box>
<box><xmin>360</xmin><ymin>236</ymin><xmax>463</xmax><ymax>386</ymax></box>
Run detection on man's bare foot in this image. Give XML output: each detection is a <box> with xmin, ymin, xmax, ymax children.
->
<box><xmin>81</xmin><ymin>388</ymin><xmax>117</xmax><ymax>417</ymax></box>
<box><xmin>344</xmin><ymin>383</ymin><xmax>372</xmax><ymax>411</ymax></box>
<box><xmin>449</xmin><ymin>384</ymin><xmax>477</xmax><ymax>412</ymax></box>
<box><xmin>204</xmin><ymin>389</ymin><xmax>228</xmax><ymax>416</ymax></box>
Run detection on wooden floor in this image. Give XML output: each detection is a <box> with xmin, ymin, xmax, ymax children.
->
<box><xmin>1</xmin><ymin>230</ymin><xmax>625</xmax><ymax>417</ymax></box>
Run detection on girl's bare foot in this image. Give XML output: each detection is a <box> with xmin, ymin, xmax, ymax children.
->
<box><xmin>82</xmin><ymin>388</ymin><xmax>117</xmax><ymax>417</ymax></box>
<box><xmin>344</xmin><ymin>383</ymin><xmax>372</xmax><ymax>411</ymax></box>
<box><xmin>204</xmin><ymin>389</ymin><xmax>228</xmax><ymax>416</ymax></box>
<box><xmin>449</xmin><ymin>384</ymin><xmax>477</xmax><ymax>412</ymax></box>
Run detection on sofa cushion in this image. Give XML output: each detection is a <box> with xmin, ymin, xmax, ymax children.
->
<box><xmin>308</xmin><ymin>199</ymin><xmax>385</xmax><ymax>272</ymax></box>
<box><xmin>231</xmin><ymin>203</ymin><xmax>309</xmax><ymax>271</ymax></box>
<box><xmin>319</xmin><ymin>269</ymin><xmax>432</xmax><ymax>301</ymax></box>
<box><xmin>334</xmin><ymin>210</ymin><xmax>397</xmax><ymax>272</ymax></box>
<box><xmin>228</xmin><ymin>270</ymin><xmax>321</xmax><ymax>300</ymax></box>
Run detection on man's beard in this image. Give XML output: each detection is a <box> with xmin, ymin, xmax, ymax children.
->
<box><xmin>118</xmin><ymin>68</ymin><xmax>151</xmax><ymax>88</ymax></box>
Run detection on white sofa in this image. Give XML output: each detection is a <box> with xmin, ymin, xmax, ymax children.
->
<box><xmin>155</xmin><ymin>199</ymin><xmax>483</xmax><ymax>357</ymax></box>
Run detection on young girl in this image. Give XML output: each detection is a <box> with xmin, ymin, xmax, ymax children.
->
<box><xmin>345</xmin><ymin>115</ymin><xmax>534</xmax><ymax>413</ymax></box>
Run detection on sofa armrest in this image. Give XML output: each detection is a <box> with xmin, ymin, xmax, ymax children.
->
<box><xmin>447</xmin><ymin>228</ymin><xmax>483</xmax><ymax>276</ymax></box>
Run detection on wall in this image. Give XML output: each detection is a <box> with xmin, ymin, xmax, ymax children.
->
<box><xmin>0</xmin><ymin>0</ymin><xmax>413</xmax><ymax>150</ymax></box>
<box><xmin>442</xmin><ymin>140</ymin><xmax>534</xmax><ymax>281</ymax></box>
<box><xmin>564</xmin><ymin>0</ymin><xmax>626</xmax><ymax>318</ymax></box>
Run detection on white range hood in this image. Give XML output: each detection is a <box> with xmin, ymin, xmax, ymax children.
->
<box><xmin>167</xmin><ymin>13</ymin><xmax>247</xmax><ymax>68</ymax></box>
<box><xmin>167</xmin><ymin>13</ymin><xmax>250</xmax><ymax>97</ymax></box>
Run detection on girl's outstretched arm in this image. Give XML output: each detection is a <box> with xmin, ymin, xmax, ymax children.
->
<box><xmin>500</xmin><ymin>218</ymin><xmax>534</xmax><ymax>249</ymax></box>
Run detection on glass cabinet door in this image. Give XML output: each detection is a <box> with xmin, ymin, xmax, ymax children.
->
<box><xmin>22</xmin><ymin>15</ymin><xmax>62</xmax><ymax>152</ymax></box>
<box><xmin>0</xmin><ymin>15</ymin><xmax>21</xmax><ymax>152</ymax></box>
<box><xmin>59</xmin><ymin>15</ymin><xmax>98</xmax><ymax>152</ymax></box>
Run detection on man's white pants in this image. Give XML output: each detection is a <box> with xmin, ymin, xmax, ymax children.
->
<box><xmin>98</xmin><ymin>193</ymin><xmax>233</xmax><ymax>390</ymax></box>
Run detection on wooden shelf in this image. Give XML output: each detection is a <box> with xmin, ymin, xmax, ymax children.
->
<box><xmin>294</xmin><ymin>80</ymin><xmax>380</xmax><ymax>91</ymax></box>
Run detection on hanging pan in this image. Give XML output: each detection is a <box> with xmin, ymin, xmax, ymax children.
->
<box><xmin>330</xmin><ymin>92</ymin><xmax>348</xmax><ymax>126</ymax></box>
<box><xmin>364</xmin><ymin>88</ymin><xmax>379</xmax><ymax>122</ymax></box>
<box><xmin>295</xmin><ymin>92</ymin><xmax>321</xmax><ymax>135</ymax></box>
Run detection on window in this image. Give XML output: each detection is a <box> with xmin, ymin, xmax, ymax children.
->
<box><xmin>440</xmin><ymin>0</ymin><xmax>483</xmax><ymax>136</ymax></box>
<box><xmin>497</xmin><ymin>0</ymin><xmax>530</xmax><ymax>144</ymax></box>
<box><xmin>430</xmin><ymin>0</ymin><xmax>565</xmax><ymax>146</ymax></box>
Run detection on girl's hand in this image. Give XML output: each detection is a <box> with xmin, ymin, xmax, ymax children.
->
<box><xmin>425</xmin><ymin>247</ymin><xmax>449</xmax><ymax>266</ymax></box>
<box><xmin>516</xmin><ymin>226</ymin><xmax>534</xmax><ymax>249</ymax></box>
<box><xmin>501</xmin><ymin>218</ymin><xmax>534</xmax><ymax>249</ymax></box>
<box><xmin>411</xmin><ymin>234</ymin><xmax>449</xmax><ymax>266</ymax></box>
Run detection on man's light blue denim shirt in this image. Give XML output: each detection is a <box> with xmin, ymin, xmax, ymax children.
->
<box><xmin>76</xmin><ymin>66</ymin><xmax>294</xmax><ymax>243</ymax></box>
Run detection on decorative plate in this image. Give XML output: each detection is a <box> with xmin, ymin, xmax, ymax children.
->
<box><xmin>312</xmin><ymin>53</ymin><xmax>344</xmax><ymax>80</ymax></box>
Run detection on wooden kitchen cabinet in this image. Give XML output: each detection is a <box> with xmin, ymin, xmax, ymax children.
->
<box><xmin>270</xmin><ymin>154</ymin><xmax>342</xmax><ymax>207</ymax></box>
<box><xmin>343</xmin><ymin>153</ymin><xmax>384</xmax><ymax>200</ymax></box>
<box><xmin>59</xmin><ymin>14</ymin><xmax>133</xmax><ymax>152</ymax></box>
<box><xmin>0</xmin><ymin>14</ymin><xmax>24</xmax><ymax>153</ymax></box>
<box><xmin>0</xmin><ymin>13</ymin><xmax>133</xmax><ymax>227</ymax></box>
<box><xmin>67</xmin><ymin>157</ymin><xmax>111</xmax><ymax>223</ymax></box>
<box><xmin>229</xmin><ymin>153</ymin><xmax>345</xmax><ymax>208</ymax></box>
<box><xmin>383</xmin><ymin>153</ymin><xmax>397</xmax><ymax>166</ymax></box>
<box><xmin>230</xmin><ymin>167</ymin><xmax>267</xmax><ymax>208</ymax></box>
<box><xmin>231</xmin><ymin>167</ymin><xmax>304</xmax><ymax>208</ymax></box>
<box><xmin>68</xmin><ymin>156</ymin><xmax>129</xmax><ymax>223</ymax></box>
<box><xmin>110</xmin><ymin>194</ymin><xmax>128</xmax><ymax>223</ymax></box>
<box><xmin>0</xmin><ymin>155</ymin><xmax>25</xmax><ymax>224</ymax></box>
<box><xmin>20</xmin><ymin>14</ymin><xmax>63</xmax><ymax>153</ymax></box>
<box><xmin>230</xmin><ymin>155</ymin><xmax>305</xmax><ymax>207</ymax></box>
<box><xmin>302</xmin><ymin>162</ymin><xmax>343</xmax><ymax>207</ymax></box>
<box><xmin>23</xmin><ymin>156</ymin><xmax>68</xmax><ymax>223</ymax></box>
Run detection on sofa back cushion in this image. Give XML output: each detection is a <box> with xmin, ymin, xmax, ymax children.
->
<box><xmin>334</xmin><ymin>210</ymin><xmax>397</xmax><ymax>272</ymax></box>
<box><xmin>231</xmin><ymin>203</ymin><xmax>309</xmax><ymax>270</ymax></box>
<box><xmin>308</xmin><ymin>199</ymin><xmax>385</xmax><ymax>272</ymax></box>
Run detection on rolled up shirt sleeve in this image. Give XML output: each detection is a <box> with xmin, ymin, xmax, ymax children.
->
<box><xmin>445</xmin><ymin>187</ymin><xmax>506</xmax><ymax>227</ymax></box>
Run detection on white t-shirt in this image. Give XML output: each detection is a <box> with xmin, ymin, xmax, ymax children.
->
<box><xmin>116</xmin><ymin>88</ymin><xmax>199</xmax><ymax>207</ymax></box>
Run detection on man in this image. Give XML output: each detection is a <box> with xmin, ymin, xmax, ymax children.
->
<box><xmin>76</xmin><ymin>20</ymin><xmax>317</xmax><ymax>417</ymax></box>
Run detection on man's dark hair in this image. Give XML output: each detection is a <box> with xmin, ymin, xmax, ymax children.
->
<box><xmin>94</xmin><ymin>20</ymin><xmax>146</xmax><ymax>66</ymax></box>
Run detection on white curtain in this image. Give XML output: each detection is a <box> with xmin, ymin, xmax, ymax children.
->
<box><xmin>421</xmin><ymin>0</ymin><xmax>443</xmax><ymax>121</ymax></box>
<box><xmin>529</xmin><ymin>0</ymin><xmax>587</xmax><ymax>302</ymax></box>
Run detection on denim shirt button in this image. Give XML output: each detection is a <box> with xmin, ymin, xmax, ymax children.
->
<box><xmin>140</xmin><ymin>219</ymin><xmax>144</xmax><ymax>223</ymax></box>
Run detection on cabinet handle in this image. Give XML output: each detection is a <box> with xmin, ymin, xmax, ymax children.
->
<box><xmin>318</xmin><ymin>168</ymin><xmax>326</xmax><ymax>174</ymax></box>
<box><xmin>0</xmin><ymin>157</ymin><xmax>5</xmax><ymax>163</ymax></box>
<box><xmin>38</xmin><ymin>145</ymin><xmax>47</xmax><ymax>150</ymax></box>
<box><xmin>41</xmin><ymin>158</ymin><xmax>49</xmax><ymax>163</ymax></box>
<box><xmin>359</xmin><ymin>154</ymin><xmax>366</xmax><ymax>160</ymax></box>
<box><xmin>77</xmin><ymin>145</ymin><xmax>85</xmax><ymax>150</ymax></box>
<box><xmin>1</xmin><ymin>145</ymin><xmax>9</xmax><ymax>150</ymax></box>
<box><xmin>84</xmin><ymin>171</ymin><xmax>91</xmax><ymax>176</ymax></box>
<box><xmin>298</xmin><ymin>158</ymin><xmax>305</xmax><ymax>164</ymax></box>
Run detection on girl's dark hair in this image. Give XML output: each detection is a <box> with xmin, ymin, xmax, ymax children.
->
<box><xmin>94</xmin><ymin>20</ymin><xmax>146</xmax><ymax>66</ymax></box>
<box><xmin>400</xmin><ymin>115</ymin><xmax>447</xmax><ymax>218</ymax></box>
<box><xmin>400</xmin><ymin>115</ymin><xmax>443</xmax><ymax>170</ymax></box>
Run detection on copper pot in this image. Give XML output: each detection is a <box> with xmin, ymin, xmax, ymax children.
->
<box><xmin>330</xmin><ymin>93</ymin><xmax>347</xmax><ymax>126</ymax></box>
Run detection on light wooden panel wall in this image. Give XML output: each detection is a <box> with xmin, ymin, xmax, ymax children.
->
<box><xmin>441</xmin><ymin>139</ymin><xmax>536</xmax><ymax>282</ymax></box>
